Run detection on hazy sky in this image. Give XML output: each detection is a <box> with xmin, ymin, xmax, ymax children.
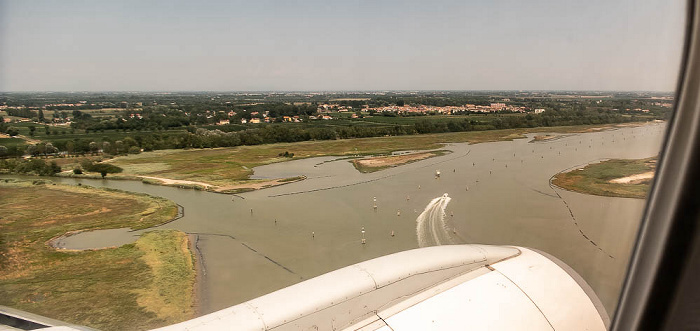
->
<box><xmin>0</xmin><ymin>0</ymin><xmax>687</xmax><ymax>92</ymax></box>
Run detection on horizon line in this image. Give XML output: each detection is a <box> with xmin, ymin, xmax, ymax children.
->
<box><xmin>0</xmin><ymin>89</ymin><xmax>677</xmax><ymax>94</ymax></box>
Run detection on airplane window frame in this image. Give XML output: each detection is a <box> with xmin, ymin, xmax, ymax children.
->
<box><xmin>612</xmin><ymin>0</ymin><xmax>700</xmax><ymax>329</ymax></box>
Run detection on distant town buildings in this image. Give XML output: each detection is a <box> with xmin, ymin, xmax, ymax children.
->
<box><xmin>0</xmin><ymin>93</ymin><xmax>673</xmax><ymax>129</ymax></box>
<box><xmin>365</xmin><ymin>103</ymin><xmax>527</xmax><ymax>115</ymax></box>
<box><xmin>652</xmin><ymin>102</ymin><xmax>673</xmax><ymax>108</ymax></box>
<box><xmin>490</xmin><ymin>103</ymin><xmax>506</xmax><ymax>111</ymax></box>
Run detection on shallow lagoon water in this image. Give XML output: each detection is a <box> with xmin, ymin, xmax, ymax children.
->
<box><xmin>15</xmin><ymin>122</ymin><xmax>666</xmax><ymax>316</ymax></box>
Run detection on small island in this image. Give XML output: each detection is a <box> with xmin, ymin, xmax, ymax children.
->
<box><xmin>352</xmin><ymin>151</ymin><xmax>448</xmax><ymax>173</ymax></box>
<box><xmin>552</xmin><ymin>157</ymin><xmax>657</xmax><ymax>199</ymax></box>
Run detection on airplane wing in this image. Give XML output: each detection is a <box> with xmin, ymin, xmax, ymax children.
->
<box><xmin>2</xmin><ymin>245</ymin><xmax>607</xmax><ymax>330</ymax></box>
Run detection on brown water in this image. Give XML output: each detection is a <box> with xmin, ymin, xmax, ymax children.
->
<box><xmin>28</xmin><ymin>122</ymin><xmax>665</xmax><ymax>317</ymax></box>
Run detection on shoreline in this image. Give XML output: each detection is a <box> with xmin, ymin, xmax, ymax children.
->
<box><xmin>51</xmin><ymin>172</ymin><xmax>308</xmax><ymax>195</ymax></box>
<box><xmin>46</xmin><ymin>202</ymin><xmax>185</xmax><ymax>250</ymax></box>
<box><xmin>5</xmin><ymin>121</ymin><xmax>658</xmax><ymax>194</ymax></box>
<box><xmin>188</xmin><ymin>233</ymin><xmax>205</xmax><ymax>317</ymax></box>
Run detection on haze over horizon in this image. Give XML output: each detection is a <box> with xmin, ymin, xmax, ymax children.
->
<box><xmin>0</xmin><ymin>89</ymin><xmax>679</xmax><ymax>94</ymax></box>
<box><xmin>0</xmin><ymin>0</ymin><xmax>687</xmax><ymax>92</ymax></box>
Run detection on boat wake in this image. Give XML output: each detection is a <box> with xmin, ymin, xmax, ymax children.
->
<box><xmin>416</xmin><ymin>193</ymin><xmax>455</xmax><ymax>247</ymax></box>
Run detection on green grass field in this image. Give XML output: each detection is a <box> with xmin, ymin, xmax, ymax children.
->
<box><xmin>0</xmin><ymin>180</ymin><xmax>194</xmax><ymax>330</ymax></box>
<box><xmin>0</xmin><ymin>137</ymin><xmax>26</xmax><ymax>147</ymax></box>
<box><xmin>552</xmin><ymin>157</ymin><xmax>657</xmax><ymax>199</ymax></box>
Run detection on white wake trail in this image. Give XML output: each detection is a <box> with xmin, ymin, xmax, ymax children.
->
<box><xmin>416</xmin><ymin>193</ymin><xmax>454</xmax><ymax>247</ymax></box>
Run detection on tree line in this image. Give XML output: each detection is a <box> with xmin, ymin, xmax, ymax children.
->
<box><xmin>0</xmin><ymin>109</ymin><xmax>656</xmax><ymax>159</ymax></box>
